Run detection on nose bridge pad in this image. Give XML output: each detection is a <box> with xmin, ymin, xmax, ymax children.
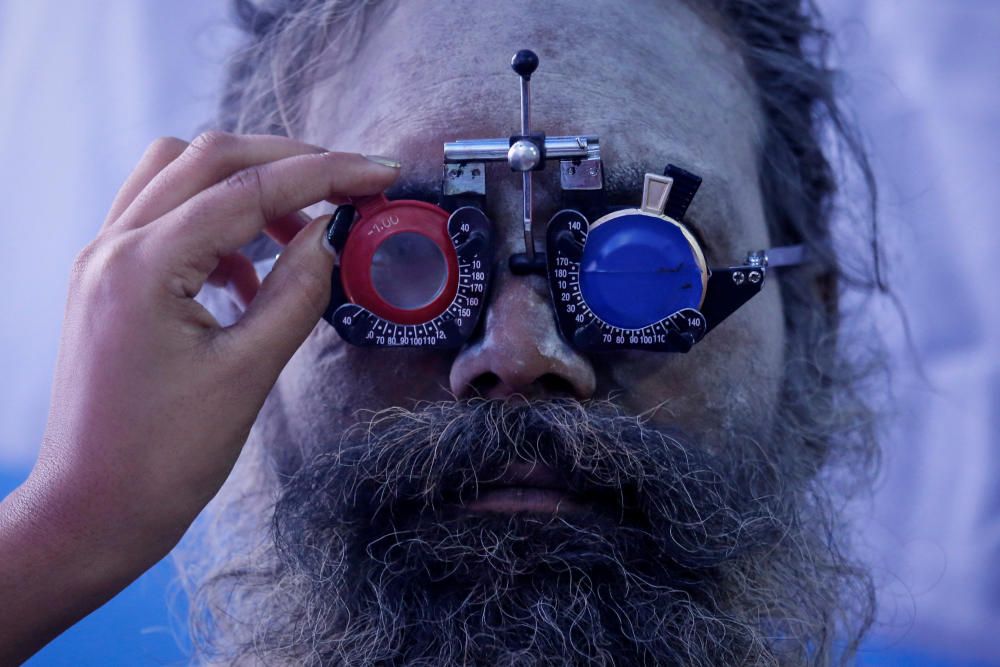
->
<box><xmin>449</xmin><ymin>270</ymin><xmax>597</xmax><ymax>398</ymax></box>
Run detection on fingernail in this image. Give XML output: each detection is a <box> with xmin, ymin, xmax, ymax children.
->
<box><xmin>321</xmin><ymin>214</ymin><xmax>338</xmax><ymax>256</ymax></box>
<box><xmin>363</xmin><ymin>154</ymin><xmax>401</xmax><ymax>169</ymax></box>
<box><xmin>324</xmin><ymin>206</ymin><xmax>356</xmax><ymax>259</ymax></box>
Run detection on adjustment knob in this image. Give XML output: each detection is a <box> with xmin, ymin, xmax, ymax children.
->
<box><xmin>507</xmin><ymin>139</ymin><xmax>541</xmax><ymax>171</ymax></box>
<box><xmin>511</xmin><ymin>49</ymin><xmax>539</xmax><ymax>80</ymax></box>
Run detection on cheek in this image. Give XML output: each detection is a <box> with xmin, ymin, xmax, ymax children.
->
<box><xmin>600</xmin><ymin>283</ymin><xmax>786</xmax><ymax>444</ymax></box>
<box><xmin>268</xmin><ymin>323</ymin><xmax>456</xmax><ymax>457</ymax></box>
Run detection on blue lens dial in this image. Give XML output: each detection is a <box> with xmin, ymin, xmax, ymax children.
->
<box><xmin>579</xmin><ymin>213</ymin><xmax>705</xmax><ymax>330</ymax></box>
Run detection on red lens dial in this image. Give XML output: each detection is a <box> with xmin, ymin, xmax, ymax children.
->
<box><xmin>339</xmin><ymin>195</ymin><xmax>459</xmax><ymax>325</ymax></box>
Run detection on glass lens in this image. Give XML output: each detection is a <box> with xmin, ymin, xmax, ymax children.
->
<box><xmin>370</xmin><ymin>231</ymin><xmax>448</xmax><ymax>310</ymax></box>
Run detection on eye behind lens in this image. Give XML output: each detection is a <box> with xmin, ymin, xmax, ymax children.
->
<box><xmin>370</xmin><ymin>231</ymin><xmax>449</xmax><ymax>310</ymax></box>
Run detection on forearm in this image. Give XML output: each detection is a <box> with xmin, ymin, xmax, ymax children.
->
<box><xmin>0</xmin><ymin>471</ymin><xmax>172</xmax><ymax>665</ymax></box>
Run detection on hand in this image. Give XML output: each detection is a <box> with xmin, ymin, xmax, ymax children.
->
<box><xmin>0</xmin><ymin>132</ymin><xmax>399</xmax><ymax>662</ymax></box>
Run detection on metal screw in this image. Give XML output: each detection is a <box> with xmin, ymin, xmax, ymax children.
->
<box><xmin>749</xmin><ymin>270</ymin><xmax>762</xmax><ymax>284</ymax></box>
<box><xmin>746</xmin><ymin>250</ymin><xmax>766</xmax><ymax>268</ymax></box>
<box><xmin>733</xmin><ymin>271</ymin><xmax>746</xmax><ymax>285</ymax></box>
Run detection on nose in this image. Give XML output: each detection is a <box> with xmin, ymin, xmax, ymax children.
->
<box><xmin>449</xmin><ymin>272</ymin><xmax>596</xmax><ymax>399</ymax></box>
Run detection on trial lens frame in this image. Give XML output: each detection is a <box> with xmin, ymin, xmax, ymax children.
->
<box><xmin>321</xmin><ymin>49</ymin><xmax>808</xmax><ymax>352</ymax></box>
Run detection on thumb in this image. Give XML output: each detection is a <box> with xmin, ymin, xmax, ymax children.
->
<box><xmin>225</xmin><ymin>213</ymin><xmax>336</xmax><ymax>381</ymax></box>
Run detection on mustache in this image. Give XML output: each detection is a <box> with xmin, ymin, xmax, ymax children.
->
<box><xmin>275</xmin><ymin>398</ymin><xmax>788</xmax><ymax>577</ymax></box>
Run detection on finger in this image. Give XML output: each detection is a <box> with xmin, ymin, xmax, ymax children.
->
<box><xmin>148</xmin><ymin>151</ymin><xmax>398</xmax><ymax>295</ymax></box>
<box><xmin>206</xmin><ymin>253</ymin><xmax>260</xmax><ymax>309</ymax></box>
<box><xmin>102</xmin><ymin>137</ymin><xmax>188</xmax><ymax>231</ymax></box>
<box><xmin>268</xmin><ymin>210</ymin><xmax>311</xmax><ymax>246</ymax></box>
<box><xmin>204</xmin><ymin>207</ymin><xmax>310</xmax><ymax>309</ymax></box>
<box><xmin>115</xmin><ymin>132</ymin><xmax>328</xmax><ymax>231</ymax></box>
<box><xmin>220</xmin><ymin>214</ymin><xmax>335</xmax><ymax>380</ymax></box>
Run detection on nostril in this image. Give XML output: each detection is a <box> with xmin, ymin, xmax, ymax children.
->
<box><xmin>537</xmin><ymin>373</ymin><xmax>577</xmax><ymax>398</ymax></box>
<box><xmin>469</xmin><ymin>371</ymin><xmax>502</xmax><ymax>397</ymax></box>
<box><xmin>467</xmin><ymin>371</ymin><xmax>579</xmax><ymax>399</ymax></box>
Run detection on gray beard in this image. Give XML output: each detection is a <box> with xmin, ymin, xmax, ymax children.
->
<box><xmin>184</xmin><ymin>399</ymin><xmax>874</xmax><ymax>666</ymax></box>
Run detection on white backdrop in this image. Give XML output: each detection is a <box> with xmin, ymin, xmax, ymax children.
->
<box><xmin>823</xmin><ymin>1</ymin><xmax>1000</xmax><ymax>660</ymax></box>
<box><xmin>0</xmin><ymin>1</ymin><xmax>997</xmax><ymax>662</ymax></box>
<box><xmin>0</xmin><ymin>0</ymin><xmax>237</xmax><ymax>466</ymax></box>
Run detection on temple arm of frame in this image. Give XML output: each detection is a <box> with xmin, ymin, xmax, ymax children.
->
<box><xmin>760</xmin><ymin>244</ymin><xmax>809</xmax><ymax>269</ymax></box>
<box><xmin>741</xmin><ymin>244</ymin><xmax>809</xmax><ymax>271</ymax></box>
<box><xmin>698</xmin><ymin>243</ymin><xmax>810</xmax><ymax>340</ymax></box>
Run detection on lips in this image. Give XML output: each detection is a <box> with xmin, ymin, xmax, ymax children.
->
<box><xmin>461</xmin><ymin>461</ymin><xmax>587</xmax><ymax>514</ymax></box>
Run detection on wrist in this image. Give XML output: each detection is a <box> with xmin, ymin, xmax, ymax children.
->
<box><xmin>0</xmin><ymin>471</ymin><xmax>172</xmax><ymax>663</ymax></box>
<box><xmin>17</xmin><ymin>460</ymin><xmax>181</xmax><ymax>585</ymax></box>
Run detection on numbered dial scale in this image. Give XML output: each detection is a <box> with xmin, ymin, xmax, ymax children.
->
<box><xmin>323</xmin><ymin>194</ymin><xmax>493</xmax><ymax>348</ymax></box>
<box><xmin>546</xmin><ymin>171</ymin><xmax>768</xmax><ymax>353</ymax></box>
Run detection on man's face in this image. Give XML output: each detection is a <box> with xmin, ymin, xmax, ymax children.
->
<box><xmin>263</xmin><ymin>0</ymin><xmax>785</xmax><ymax>466</ymax></box>
<box><xmin>194</xmin><ymin>2</ymin><xmax>856</xmax><ymax>665</ymax></box>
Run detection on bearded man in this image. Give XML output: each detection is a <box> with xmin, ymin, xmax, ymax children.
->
<box><xmin>0</xmin><ymin>1</ymin><xmax>881</xmax><ymax>665</ymax></box>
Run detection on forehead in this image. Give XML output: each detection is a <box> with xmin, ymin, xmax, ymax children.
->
<box><xmin>305</xmin><ymin>0</ymin><xmax>769</xmax><ymax>251</ymax></box>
